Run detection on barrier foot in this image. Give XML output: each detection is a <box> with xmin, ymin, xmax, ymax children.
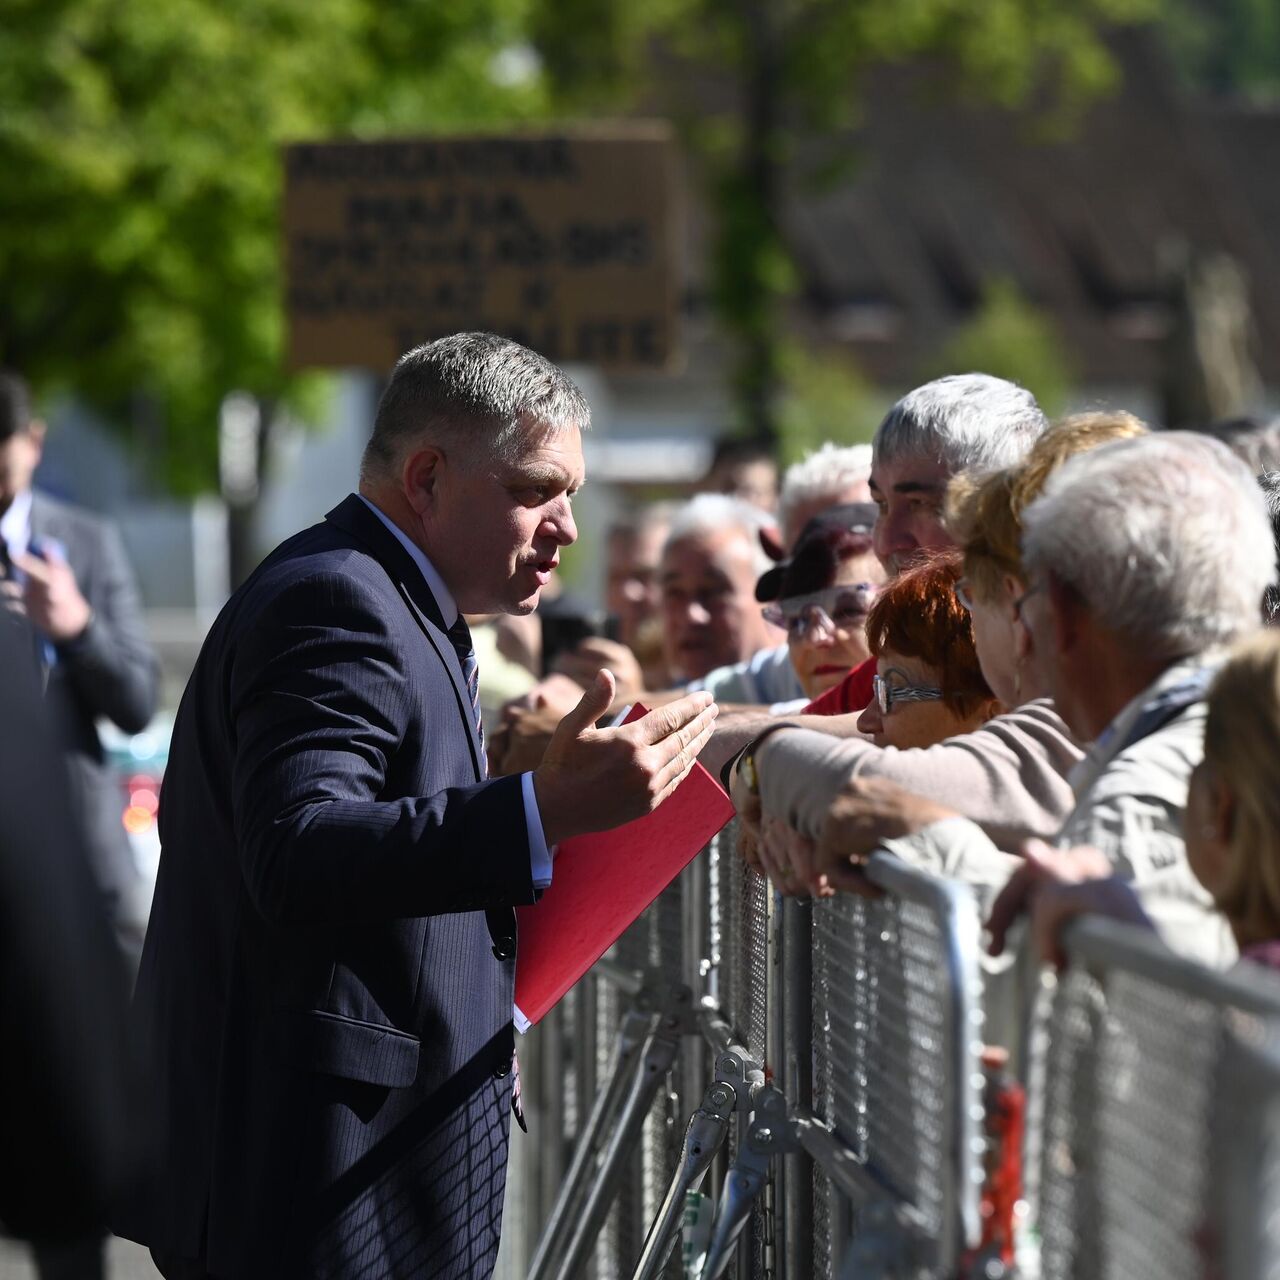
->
<box><xmin>697</xmin><ymin>1086</ymin><xmax>793</xmax><ymax>1280</ymax></box>
<box><xmin>545</xmin><ymin>987</ymin><xmax>694</xmax><ymax>1280</ymax></box>
<box><xmin>629</xmin><ymin>1071</ymin><xmax>741</xmax><ymax>1280</ymax></box>
<box><xmin>527</xmin><ymin>1000</ymin><xmax>652</xmax><ymax>1280</ymax></box>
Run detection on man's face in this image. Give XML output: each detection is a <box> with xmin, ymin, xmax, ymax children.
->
<box><xmin>0</xmin><ymin>427</ymin><xmax>43</xmax><ymax>509</ymax></box>
<box><xmin>423</xmin><ymin>422</ymin><xmax>584</xmax><ymax>615</ymax></box>
<box><xmin>868</xmin><ymin>454</ymin><xmax>954</xmax><ymax>574</ymax></box>
<box><xmin>710</xmin><ymin>459</ymin><xmax>779</xmax><ymax>512</ymax></box>
<box><xmin>660</xmin><ymin>527</ymin><xmax>780</xmax><ymax>680</ymax></box>
<box><xmin>605</xmin><ymin>521</ymin><xmax>668</xmax><ymax>648</ymax></box>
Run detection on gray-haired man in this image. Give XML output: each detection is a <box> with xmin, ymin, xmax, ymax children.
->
<box><xmin>116</xmin><ymin>333</ymin><xmax>717</xmax><ymax>1279</ymax></box>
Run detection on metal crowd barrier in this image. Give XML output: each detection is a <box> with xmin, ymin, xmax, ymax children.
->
<box><xmin>516</xmin><ymin>822</ymin><xmax>987</xmax><ymax>1280</ymax></box>
<box><xmin>1034</xmin><ymin>916</ymin><xmax>1280</xmax><ymax>1280</ymax></box>
<box><xmin>512</xmin><ymin>831</ymin><xmax>1280</xmax><ymax>1280</ymax></box>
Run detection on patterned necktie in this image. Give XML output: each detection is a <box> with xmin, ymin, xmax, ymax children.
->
<box><xmin>447</xmin><ymin>614</ymin><xmax>486</xmax><ymax>769</ymax></box>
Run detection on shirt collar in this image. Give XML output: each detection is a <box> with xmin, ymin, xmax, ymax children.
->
<box><xmin>0</xmin><ymin>488</ymin><xmax>32</xmax><ymax>558</ymax></box>
<box><xmin>357</xmin><ymin>495</ymin><xmax>458</xmax><ymax>629</ymax></box>
<box><xmin>1068</xmin><ymin>653</ymin><xmax>1222</xmax><ymax>794</ymax></box>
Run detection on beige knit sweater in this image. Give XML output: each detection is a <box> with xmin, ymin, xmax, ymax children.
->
<box><xmin>756</xmin><ymin>698</ymin><xmax>1083</xmax><ymax>853</ymax></box>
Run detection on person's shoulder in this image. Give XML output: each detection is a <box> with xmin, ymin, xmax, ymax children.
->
<box><xmin>1091</xmin><ymin>699</ymin><xmax>1206</xmax><ymax>803</ymax></box>
<box><xmin>977</xmin><ymin>699</ymin><xmax>1084</xmax><ymax>757</ymax></box>
<box><xmin>30</xmin><ymin>489</ymin><xmax>110</xmax><ymax>537</ymax></box>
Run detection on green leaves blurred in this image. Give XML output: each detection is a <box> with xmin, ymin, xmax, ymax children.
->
<box><xmin>0</xmin><ymin>0</ymin><xmax>550</xmax><ymax>492</ymax></box>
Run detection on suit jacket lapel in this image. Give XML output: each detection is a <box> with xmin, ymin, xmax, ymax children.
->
<box><xmin>324</xmin><ymin>495</ymin><xmax>484</xmax><ymax>779</ymax></box>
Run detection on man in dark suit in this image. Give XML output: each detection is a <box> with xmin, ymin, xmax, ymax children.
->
<box><xmin>116</xmin><ymin>333</ymin><xmax>718</xmax><ymax>1279</ymax></box>
<box><xmin>0</xmin><ymin>614</ymin><xmax>142</xmax><ymax>1251</ymax></box>
<box><xmin>0</xmin><ymin>371</ymin><xmax>160</xmax><ymax>956</ymax></box>
<box><xmin>0</xmin><ymin>373</ymin><xmax>158</xmax><ymax>1279</ymax></box>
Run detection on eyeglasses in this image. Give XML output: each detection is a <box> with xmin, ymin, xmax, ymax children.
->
<box><xmin>762</xmin><ymin>583</ymin><xmax>878</xmax><ymax>641</ymax></box>
<box><xmin>872</xmin><ymin>669</ymin><xmax>946</xmax><ymax>716</ymax></box>
<box><xmin>1012</xmin><ymin>580</ymin><xmax>1042</xmax><ymax>618</ymax></box>
<box><xmin>954</xmin><ymin>577</ymin><xmax>1041</xmax><ymax>618</ymax></box>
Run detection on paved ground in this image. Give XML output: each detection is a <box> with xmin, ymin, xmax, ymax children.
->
<box><xmin>0</xmin><ymin>1236</ymin><xmax>159</xmax><ymax>1279</ymax></box>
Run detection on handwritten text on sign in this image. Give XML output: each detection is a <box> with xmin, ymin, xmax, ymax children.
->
<box><xmin>284</xmin><ymin>130</ymin><xmax>680</xmax><ymax>372</ymax></box>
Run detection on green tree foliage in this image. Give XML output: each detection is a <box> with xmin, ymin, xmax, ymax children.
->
<box><xmin>774</xmin><ymin>344</ymin><xmax>883</xmax><ymax>465</ymax></box>
<box><xmin>924</xmin><ymin>278</ymin><xmax>1072</xmax><ymax>418</ymax></box>
<box><xmin>0</xmin><ymin>0</ymin><xmax>549</xmax><ymax>492</ymax></box>
<box><xmin>1163</xmin><ymin>0</ymin><xmax>1280</xmax><ymax>98</ymax></box>
<box><xmin>531</xmin><ymin>0</ymin><xmax>1160</xmax><ymax>443</ymax></box>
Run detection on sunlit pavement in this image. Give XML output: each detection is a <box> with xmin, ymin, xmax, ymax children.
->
<box><xmin>0</xmin><ymin>1236</ymin><xmax>160</xmax><ymax>1279</ymax></box>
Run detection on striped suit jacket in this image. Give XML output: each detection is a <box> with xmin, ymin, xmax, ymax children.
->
<box><xmin>115</xmin><ymin>494</ymin><xmax>534</xmax><ymax>1278</ymax></box>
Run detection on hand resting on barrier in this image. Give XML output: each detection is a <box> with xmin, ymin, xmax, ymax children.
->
<box><xmin>743</xmin><ymin>774</ymin><xmax>957</xmax><ymax>898</ymax></box>
<box><xmin>986</xmin><ymin>839</ymin><xmax>1153</xmax><ymax>967</ymax></box>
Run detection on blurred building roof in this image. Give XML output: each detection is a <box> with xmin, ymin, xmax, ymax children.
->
<box><xmin>668</xmin><ymin>28</ymin><xmax>1280</xmax><ymax>388</ymax></box>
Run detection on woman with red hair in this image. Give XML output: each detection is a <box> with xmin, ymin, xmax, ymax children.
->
<box><xmin>855</xmin><ymin>552</ymin><xmax>1002</xmax><ymax>748</ymax></box>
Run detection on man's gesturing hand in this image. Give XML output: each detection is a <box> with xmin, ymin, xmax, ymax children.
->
<box><xmin>533</xmin><ymin>671</ymin><xmax>718</xmax><ymax>847</ymax></box>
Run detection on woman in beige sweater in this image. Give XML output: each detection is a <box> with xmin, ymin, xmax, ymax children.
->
<box><xmin>738</xmin><ymin>414</ymin><xmax>1148</xmax><ymax>894</ymax></box>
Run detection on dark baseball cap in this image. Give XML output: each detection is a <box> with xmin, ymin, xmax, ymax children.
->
<box><xmin>755</xmin><ymin>502</ymin><xmax>878</xmax><ymax>602</ymax></box>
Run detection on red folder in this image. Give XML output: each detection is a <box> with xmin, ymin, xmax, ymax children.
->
<box><xmin>513</xmin><ymin>705</ymin><xmax>736</xmax><ymax>1031</ymax></box>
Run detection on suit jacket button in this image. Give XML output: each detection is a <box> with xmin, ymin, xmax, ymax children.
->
<box><xmin>492</xmin><ymin>938</ymin><xmax>516</xmax><ymax>961</ymax></box>
<box><xmin>493</xmin><ymin>1059</ymin><xmax>512</xmax><ymax>1079</ymax></box>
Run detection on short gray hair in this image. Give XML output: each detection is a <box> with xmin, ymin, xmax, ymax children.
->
<box><xmin>873</xmin><ymin>374</ymin><xmax>1048</xmax><ymax>475</ymax></box>
<box><xmin>1022</xmin><ymin>432</ymin><xmax>1277</xmax><ymax>658</ymax></box>
<box><xmin>779</xmin><ymin>443</ymin><xmax>872</xmax><ymax>530</ymax></box>
<box><xmin>361</xmin><ymin>332</ymin><xmax>589</xmax><ymax>479</ymax></box>
<box><xmin>664</xmin><ymin>493</ymin><xmax>773</xmax><ymax>577</ymax></box>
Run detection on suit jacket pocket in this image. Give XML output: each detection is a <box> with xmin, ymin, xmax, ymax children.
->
<box><xmin>304</xmin><ymin>1009</ymin><xmax>421</xmax><ymax>1088</ymax></box>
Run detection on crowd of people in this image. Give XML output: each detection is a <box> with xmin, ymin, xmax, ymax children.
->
<box><xmin>6</xmin><ymin>333</ymin><xmax>1280</xmax><ymax>1277</ymax></box>
<box><xmin>493</xmin><ymin>374</ymin><xmax>1280</xmax><ymax>987</ymax></box>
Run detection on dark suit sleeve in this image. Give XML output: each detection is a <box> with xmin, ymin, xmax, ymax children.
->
<box><xmin>58</xmin><ymin>519</ymin><xmax>159</xmax><ymax>733</ymax></box>
<box><xmin>229</xmin><ymin>570</ymin><xmax>537</xmax><ymax>929</ymax></box>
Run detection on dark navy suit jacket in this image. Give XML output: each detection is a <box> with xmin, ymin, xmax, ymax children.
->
<box><xmin>115</xmin><ymin>495</ymin><xmax>535</xmax><ymax>1278</ymax></box>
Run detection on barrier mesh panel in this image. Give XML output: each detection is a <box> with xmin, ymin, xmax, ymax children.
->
<box><xmin>596</xmin><ymin>918</ymin><xmax>651</xmax><ymax>1280</ymax></box>
<box><xmin>721</xmin><ymin>845</ymin><xmax>768</xmax><ymax>1062</ymax></box>
<box><xmin>1038</xmin><ymin>962</ymin><xmax>1247</xmax><ymax>1280</ymax></box>
<box><xmin>713</xmin><ymin>827</ymin><xmax>772</xmax><ymax>1280</ymax></box>
<box><xmin>811</xmin><ymin>892</ymin><xmax>952</xmax><ymax>1239</ymax></box>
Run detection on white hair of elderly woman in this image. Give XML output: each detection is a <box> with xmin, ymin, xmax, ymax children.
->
<box><xmin>1021</xmin><ymin>431</ymin><xmax>1278</xmax><ymax>658</ymax></box>
<box><xmin>873</xmin><ymin>373</ymin><xmax>1048</xmax><ymax>475</ymax></box>
<box><xmin>663</xmin><ymin>492</ymin><xmax>775</xmax><ymax>577</ymax></box>
<box><xmin>778</xmin><ymin>442</ymin><xmax>872</xmax><ymax>530</ymax></box>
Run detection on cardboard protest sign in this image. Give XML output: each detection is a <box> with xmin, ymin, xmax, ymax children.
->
<box><xmin>283</xmin><ymin>124</ymin><xmax>681</xmax><ymax>372</ymax></box>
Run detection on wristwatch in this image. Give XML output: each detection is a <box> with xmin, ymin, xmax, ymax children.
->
<box><xmin>731</xmin><ymin>722</ymin><xmax>800</xmax><ymax>797</ymax></box>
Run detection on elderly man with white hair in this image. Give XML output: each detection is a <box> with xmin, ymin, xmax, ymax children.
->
<box><xmin>656</xmin><ymin>493</ymin><xmax>782</xmax><ymax>684</ymax></box>
<box><xmin>777</xmin><ymin>442</ymin><xmax>873</xmax><ymax>547</ymax></box>
<box><xmin>795</xmin><ymin>431</ymin><xmax>1275</xmax><ymax>966</ymax></box>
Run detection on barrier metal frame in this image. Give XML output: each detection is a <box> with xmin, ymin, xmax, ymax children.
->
<box><xmin>639</xmin><ymin>850</ymin><xmax>986</xmax><ymax>1280</ymax></box>
<box><xmin>1038</xmin><ymin>916</ymin><xmax>1280</xmax><ymax>1280</ymax></box>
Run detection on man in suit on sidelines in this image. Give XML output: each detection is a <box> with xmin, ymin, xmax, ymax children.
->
<box><xmin>0</xmin><ymin>373</ymin><xmax>160</xmax><ymax>955</ymax></box>
<box><xmin>0</xmin><ymin>373</ymin><xmax>159</xmax><ymax>1280</ymax></box>
<box><xmin>116</xmin><ymin>333</ymin><xmax>718</xmax><ymax>1279</ymax></box>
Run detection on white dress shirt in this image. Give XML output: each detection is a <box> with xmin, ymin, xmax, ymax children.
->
<box><xmin>357</xmin><ymin>496</ymin><xmax>553</xmax><ymax>889</ymax></box>
<box><xmin>0</xmin><ymin>487</ymin><xmax>32</xmax><ymax>562</ymax></box>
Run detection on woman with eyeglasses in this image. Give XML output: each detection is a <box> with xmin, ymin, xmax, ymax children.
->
<box><xmin>758</xmin><ymin>519</ymin><xmax>885</xmax><ymax>701</ymax></box>
<box><xmin>855</xmin><ymin>553</ymin><xmax>1002</xmax><ymax>749</ymax></box>
<box><xmin>733</xmin><ymin>413</ymin><xmax>1149</xmax><ymax>896</ymax></box>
